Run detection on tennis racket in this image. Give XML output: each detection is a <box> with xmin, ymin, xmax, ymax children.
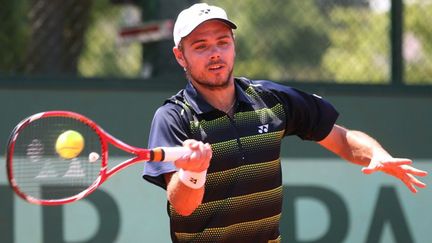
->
<box><xmin>6</xmin><ymin>110</ymin><xmax>190</xmax><ymax>206</ymax></box>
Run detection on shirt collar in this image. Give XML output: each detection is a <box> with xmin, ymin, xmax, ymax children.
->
<box><xmin>183</xmin><ymin>78</ymin><xmax>253</xmax><ymax>115</ymax></box>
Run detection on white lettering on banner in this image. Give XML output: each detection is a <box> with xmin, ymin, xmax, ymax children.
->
<box><xmin>1</xmin><ymin>157</ymin><xmax>430</xmax><ymax>242</ymax></box>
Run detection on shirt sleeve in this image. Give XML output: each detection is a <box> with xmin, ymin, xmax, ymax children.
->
<box><xmin>142</xmin><ymin>103</ymin><xmax>190</xmax><ymax>189</ymax></box>
<box><xmin>254</xmin><ymin>80</ymin><xmax>339</xmax><ymax>141</ymax></box>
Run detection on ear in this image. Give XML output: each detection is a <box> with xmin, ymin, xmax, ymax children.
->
<box><xmin>173</xmin><ymin>47</ymin><xmax>187</xmax><ymax>69</ymax></box>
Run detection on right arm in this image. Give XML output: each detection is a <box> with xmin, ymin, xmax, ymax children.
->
<box><xmin>165</xmin><ymin>139</ymin><xmax>212</xmax><ymax>216</ymax></box>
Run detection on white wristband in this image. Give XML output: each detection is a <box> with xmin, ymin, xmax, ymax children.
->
<box><xmin>178</xmin><ymin>169</ymin><xmax>207</xmax><ymax>189</ymax></box>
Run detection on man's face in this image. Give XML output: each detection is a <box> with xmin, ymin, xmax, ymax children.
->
<box><xmin>174</xmin><ymin>20</ymin><xmax>235</xmax><ymax>90</ymax></box>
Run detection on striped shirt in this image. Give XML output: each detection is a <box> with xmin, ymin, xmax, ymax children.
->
<box><xmin>143</xmin><ymin>77</ymin><xmax>338</xmax><ymax>243</ymax></box>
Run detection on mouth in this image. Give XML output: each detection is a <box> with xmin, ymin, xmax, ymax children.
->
<box><xmin>207</xmin><ymin>63</ymin><xmax>226</xmax><ymax>71</ymax></box>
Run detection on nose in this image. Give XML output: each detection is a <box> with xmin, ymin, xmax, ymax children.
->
<box><xmin>209</xmin><ymin>46</ymin><xmax>221</xmax><ymax>60</ymax></box>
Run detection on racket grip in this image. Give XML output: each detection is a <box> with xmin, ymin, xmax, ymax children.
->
<box><xmin>152</xmin><ymin>147</ymin><xmax>192</xmax><ymax>162</ymax></box>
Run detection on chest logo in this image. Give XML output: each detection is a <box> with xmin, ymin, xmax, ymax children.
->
<box><xmin>258</xmin><ymin>124</ymin><xmax>269</xmax><ymax>133</ymax></box>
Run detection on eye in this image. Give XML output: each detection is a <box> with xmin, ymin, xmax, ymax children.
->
<box><xmin>218</xmin><ymin>38</ymin><xmax>232</xmax><ymax>47</ymax></box>
<box><xmin>193</xmin><ymin>44</ymin><xmax>207</xmax><ymax>50</ymax></box>
<box><xmin>219</xmin><ymin>41</ymin><xmax>228</xmax><ymax>46</ymax></box>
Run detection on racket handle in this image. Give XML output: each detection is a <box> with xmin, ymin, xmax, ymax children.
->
<box><xmin>151</xmin><ymin>147</ymin><xmax>192</xmax><ymax>162</ymax></box>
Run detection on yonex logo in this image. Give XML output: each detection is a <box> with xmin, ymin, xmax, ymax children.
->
<box><xmin>199</xmin><ymin>9</ymin><xmax>211</xmax><ymax>15</ymax></box>
<box><xmin>258</xmin><ymin>124</ymin><xmax>269</xmax><ymax>133</ymax></box>
<box><xmin>189</xmin><ymin>177</ymin><xmax>198</xmax><ymax>184</ymax></box>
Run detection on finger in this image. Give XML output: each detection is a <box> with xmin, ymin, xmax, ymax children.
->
<box><xmin>177</xmin><ymin>154</ymin><xmax>204</xmax><ymax>171</ymax></box>
<box><xmin>196</xmin><ymin>142</ymin><xmax>209</xmax><ymax>166</ymax></box>
<box><xmin>361</xmin><ymin>167</ymin><xmax>376</xmax><ymax>174</ymax></box>
<box><xmin>183</xmin><ymin>139</ymin><xmax>198</xmax><ymax>149</ymax></box>
<box><xmin>203</xmin><ymin>143</ymin><xmax>213</xmax><ymax>165</ymax></box>
<box><xmin>408</xmin><ymin>185</ymin><xmax>418</xmax><ymax>194</ymax></box>
<box><xmin>204</xmin><ymin>143</ymin><xmax>213</xmax><ymax>160</ymax></box>
<box><xmin>400</xmin><ymin>177</ymin><xmax>418</xmax><ymax>194</ymax></box>
<box><xmin>190</xmin><ymin>142</ymin><xmax>199</xmax><ymax>150</ymax></box>
<box><xmin>407</xmin><ymin>174</ymin><xmax>427</xmax><ymax>188</ymax></box>
<box><xmin>189</xmin><ymin>149</ymin><xmax>201</xmax><ymax>163</ymax></box>
<box><xmin>382</xmin><ymin>158</ymin><xmax>412</xmax><ymax>166</ymax></box>
<box><xmin>182</xmin><ymin>139</ymin><xmax>194</xmax><ymax>146</ymax></box>
<box><xmin>198</xmin><ymin>141</ymin><xmax>205</xmax><ymax>153</ymax></box>
<box><xmin>192</xmin><ymin>142</ymin><xmax>206</xmax><ymax>159</ymax></box>
<box><xmin>174</xmin><ymin>154</ymin><xmax>190</xmax><ymax>168</ymax></box>
<box><xmin>401</xmin><ymin>165</ymin><xmax>428</xmax><ymax>177</ymax></box>
<box><xmin>362</xmin><ymin>162</ymin><xmax>381</xmax><ymax>174</ymax></box>
<box><xmin>380</xmin><ymin>158</ymin><xmax>412</xmax><ymax>166</ymax></box>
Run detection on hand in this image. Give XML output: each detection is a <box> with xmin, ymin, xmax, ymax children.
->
<box><xmin>362</xmin><ymin>156</ymin><xmax>428</xmax><ymax>193</ymax></box>
<box><xmin>174</xmin><ymin>139</ymin><xmax>212</xmax><ymax>172</ymax></box>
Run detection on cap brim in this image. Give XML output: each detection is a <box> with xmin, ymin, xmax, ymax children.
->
<box><xmin>183</xmin><ymin>18</ymin><xmax>237</xmax><ymax>39</ymax></box>
<box><xmin>217</xmin><ymin>18</ymin><xmax>237</xmax><ymax>30</ymax></box>
<box><xmin>175</xmin><ymin>18</ymin><xmax>237</xmax><ymax>47</ymax></box>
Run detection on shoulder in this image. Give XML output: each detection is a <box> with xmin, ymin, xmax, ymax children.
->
<box><xmin>236</xmin><ymin>77</ymin><xmax>297</xmax><ymax>92</ymax></box>
<box><xmin>153</xmin><ymin>102</ymin><xmax>184</xmax><ymax>121</ymax></box>
<box><xmin>149</xmin><ymin>95</ymin><xmax>188</xmax><ymax>131</ymax></box>
<box><xmin>235</xmin><ymin>77</ymin><xmax>307</xmax><ymax>101</ymax></box>
<box><xmin>151</xmin><ymin>91</ymin><xmax>197</xmax><ymax>132</ymax></box>
<box><xmin>154</xmin><ymin>90</ymin><xmax>188</xmax><ymax>118</ymax></box>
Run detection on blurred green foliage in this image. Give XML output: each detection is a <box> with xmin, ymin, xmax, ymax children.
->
<box><xmin>207</xmin><ymin>0</ymin><xmax>332</xmax><ymax>81</ymax></box>
<box><xmin>77</xmin><ymin>1</ymin><xmax>142</xmax><ymax>78</ymax></box>
<box><xmin>404</xmin><ymin>3</ymin><xmax>432</xmax><ymax>84</ymax></box>
<box><xmin>0</xmin><ymin>0</ymin><xmax>29</xmax><ymax>73</ymax></box>
<box><xmin>0</xmin><ymin>0</ymin><xmax>431</xmax><ymax>84</ymax></box>
<box><xmin>322</xmin><ymin>7</ymin><xmax>390</xmax><ymax>84</ymax></box>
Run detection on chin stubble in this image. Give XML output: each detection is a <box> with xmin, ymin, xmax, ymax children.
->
<box><xmin>185</xmin><ymin>67</ymin><xmax>234</xmax><ymax>90</ymax></box>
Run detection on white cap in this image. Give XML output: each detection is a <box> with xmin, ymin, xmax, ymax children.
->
<box><xmin>173</xmin><ymin>3</ymin><xmax>237</xmax><ymax>47</ymax></box>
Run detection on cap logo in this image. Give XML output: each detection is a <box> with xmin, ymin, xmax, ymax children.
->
<box><xmin>199</xmin><ymin>9</ymin><xmax>211</xmax><ymax>16</ymax></box>
<box><xmin>173</xmin><ymin>4</ymin><xmax>236</xmax><ymax>46</ymax></box>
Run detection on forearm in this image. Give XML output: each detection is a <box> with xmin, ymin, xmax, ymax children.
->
<box><xmin>319</xmin><ymin>125</ymin><xmax>427</xmax><ymax>193</ymax></box>
<box><xmin>319</xmin><ymin>125</ymin><xmax>390</xmax><ymax>166</ymax></box>
<box><xmin>165</xmin><ymin>172</ymin><xmax>205</xmax><ymax>216</ymax></box>
<box><xmin>343</xmin><ymin>130</ymin><xmax>391</xmax><ymax>166</ymax></box>
<box><xmin>163</xmin><ymin>140</ymin><xmax>211</xmax><ymax>216</ymax></box>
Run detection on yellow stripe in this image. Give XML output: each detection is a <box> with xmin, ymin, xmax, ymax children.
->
<box><xmin>210</xmin><ymin>130</ymin><xmax>285</xmax><ymax>158</ymax></box>
<box><xmin>191</xmin><ymin>104</ymin><xmax>286</xmax><ymax>131</ymax></box>
<box><xmin>171</xmin><ymin>186</ymin><xmax>283</xmax><ymax>222</ymax></box>
<box><xmin>206</xmin><ymin>159</ymin><xmax>281</xmax><ymax>190</ymax></box>
<box><xmin>175</xmin><ymin>213</ymin><xmax>282</xmax><ymax>242</ymax></box>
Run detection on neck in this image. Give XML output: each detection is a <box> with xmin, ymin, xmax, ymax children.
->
<box><xmin>192</xmin><ymin>79</ymin><xmax>236</xmax><ymax>114</ymax></box>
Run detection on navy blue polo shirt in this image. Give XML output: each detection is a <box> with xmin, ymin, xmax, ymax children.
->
<box><xmin>143</xmin><ymin>77</ymin><xmax>338</xmax><ymax>243</ymax></box>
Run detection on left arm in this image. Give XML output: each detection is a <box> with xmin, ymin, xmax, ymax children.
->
<box><xmin>318</xmin><ymin>124</ymin><xmax>428</xmax><ymax>193</ymax></box>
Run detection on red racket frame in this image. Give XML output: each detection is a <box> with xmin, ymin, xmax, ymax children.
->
<box><xmin>7</xmin><ymin>111</ymin><xmax>187</xmax><ymax>205</ymax></box>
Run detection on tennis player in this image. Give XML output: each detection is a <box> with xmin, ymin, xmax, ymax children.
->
<box><xmin>143</xmin><ymin>3</ymin><xmax>427</xmax><ymax>242</ymax></box>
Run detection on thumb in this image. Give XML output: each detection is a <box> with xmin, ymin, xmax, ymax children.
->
<box><xmin>173</xmin><ymin>154</ymin><xmax>191</xmax><ymax>169</ymax></box>
<box><xmin>362</xmin><ymin>159</ymin><xmax>380</xmax><ymax>175</ymax></box>
<box><xmin>362</xmin><ymin>167</ymin><xmax>375</xmax><ymax>174</ymax></box>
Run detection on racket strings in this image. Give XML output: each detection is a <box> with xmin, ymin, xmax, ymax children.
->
<box><xmin>11</xmin><ymin>116</ymin><xmax>103</xmax><ymax>201</ymax></box>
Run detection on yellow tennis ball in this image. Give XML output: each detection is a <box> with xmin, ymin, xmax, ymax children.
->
<box><xmin>55</xmin><ymin>130</ymin><xmax>85</xmax><ymax>159</ymax></box>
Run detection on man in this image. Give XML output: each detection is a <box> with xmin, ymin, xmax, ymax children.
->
<box><xmin>143</xmin><ymin>3</ymin><xmax>427</xmax><ymax>243</ymax></box>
